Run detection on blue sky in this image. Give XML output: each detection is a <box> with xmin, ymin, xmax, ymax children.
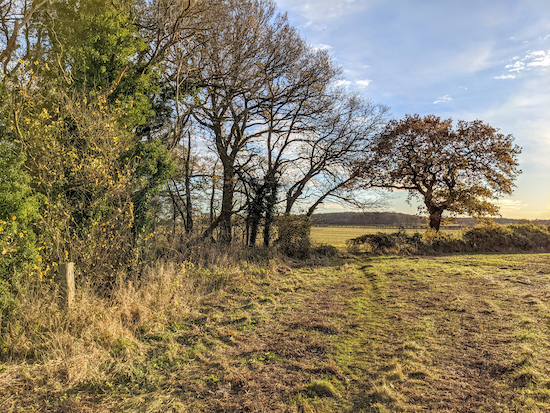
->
<box><xmin>275</xmin><ymin>0</ymin><xmax>550</xmax><ymax>219</ymax></box>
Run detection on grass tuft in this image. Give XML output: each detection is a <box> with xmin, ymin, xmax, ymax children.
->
<box><xmin>305</xmin><ymin>379</ymin><xmax>341</xmax><ymax>398</ymax></box>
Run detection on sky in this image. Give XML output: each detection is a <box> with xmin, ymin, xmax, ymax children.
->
<box><xmin>275</xmin><ymin>0</ymin><xmax>550</xmax><ymax>219</ymax></box>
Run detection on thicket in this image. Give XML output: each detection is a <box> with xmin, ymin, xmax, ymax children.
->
<box><xmin>347</xmin><ymin>223</ymin><xmax>550</xmax><ymax>255</ymax></box>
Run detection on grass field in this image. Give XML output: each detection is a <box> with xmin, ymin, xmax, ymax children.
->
<box><xmin>2</xmin><ymin>249</ymin><xmax>550</xmax><ymax>412</ymax></box>
<box><xmin>310</xmin><ymin>226</ymin><xmax>458</xmax><ymax>249</ymax></box>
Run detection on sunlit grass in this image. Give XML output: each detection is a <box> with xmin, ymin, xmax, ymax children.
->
<box><xmin>1</xmin><ymin>251</ymin><xmax>550</xmax><ymax>411</ymax></box>
<box><xmin>310</xmin><ymin>225</ymin><xmax>459</xmax><ymax>249</ymax></box>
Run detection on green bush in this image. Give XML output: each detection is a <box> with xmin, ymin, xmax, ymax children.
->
<box><xmin>0</xmin><ymin>142</ymin><xmax>42</xmax><ymax>278</ymax></box>
<box><xmin>276</xmin><ymin>215</ymin><xmax>311</xmax><ymax>259</ymax></box>
<box><xmin>0</xmin><ymin>141</ymin><xmax>43</xmax><ymax>317</ymax></box>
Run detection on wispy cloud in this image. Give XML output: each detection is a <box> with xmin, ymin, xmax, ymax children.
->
<box><xmin>494</xmin><ymin>74</ymin><xmax>516</xmax><ymax>80</ymax></box>
<box><xmin>303</xmin><ymin>21</ymin><xmax>331</xmax><ymax>31</ymax></box>
<box><xmin>494</xmin><ymin>199</ymin><xmax>529</xmax><ymax>211</ymax></box>
<box><xmin>333</xmin><ymin>79</ymin><xmax>352</xmax><ymax>88</ymax></box>
<box><xmin>434</xmin><ymin>95</ymin><xmax>452</xmax><ymax>104</ymax></box>
<box><xmin>276</xmin><ymin>0</ymin><xmax>381</xmax><ymax>22</ymax></box>
<box><xmin>505</xmin><ymin>60</ymin><xmax>526</xmax><ymax>72</ymax></box>
<box><xmin>356</xmin><ymin>79</ymin><xmax>371</xmax><ymax>88</ymax></box>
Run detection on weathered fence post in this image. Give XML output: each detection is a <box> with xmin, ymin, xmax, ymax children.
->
<box><xmin>58</xmin><ymin>262</ymin><xmax>75</xmax><ymax>309</ymax></box>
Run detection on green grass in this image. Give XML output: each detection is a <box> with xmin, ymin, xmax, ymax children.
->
<box><xmin>2</xmin><ymin>252</ymin><xmax>550</xmax><ymax>411</ymax></box>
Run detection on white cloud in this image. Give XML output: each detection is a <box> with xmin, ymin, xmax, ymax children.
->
<box><xmin>509</xmin><ymin>36</ymin><xmax>516</xmax><ymax>40</ymax></box>
<box><xmin>503</xmin><ymin>50</ymin><xmax>550</xmax><ymax>74</ymax></box>
<box><xmin>356</xmin><ymin>79</ymin><xmax>371</xmax><ymax>88</ymax></box>
<box><xmin>434</xmin><ymin>95</ymin><xmax>452</xmax><ymax>104</ymax></box>
<box><xmin>526</xmin><ymin>50</ymin><xmax>550</xmax><ymax>68</ymax></box>
<box><xmin>333</xmin><ymin>79</ymin><xmax>352</xmax><ymax>88</ymax></box>
<box><xmin>311</xmin><ymin>43</ymin><xmax>333</xmax><ymax>51</ymax></box>
<box><xmin>494</xmin><ymin>74</ymin><xmax>516</xmax><ymax>80</ymax></box>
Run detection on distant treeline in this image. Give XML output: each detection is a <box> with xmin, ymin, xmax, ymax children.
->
<box><xmin>311</xmin><ymin>212</ymin><xmax>550</xmax><ymax>228</ymax></box>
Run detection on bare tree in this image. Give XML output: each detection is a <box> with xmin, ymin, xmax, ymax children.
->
<box><xmin>241</xmin><ymin>48</ymin><xmax>340</xmax><ymax>246</ymax></box>
<box><xmin>283</xmin><ymin>92</ymin><xmax>389</xmax><ymax>216</ymax></box>
<box><xmin>134</xmin><ymin>0</ymin><xmax>210</xmax><ymax>71</ymax></box>
<box><xmin>162</xmin><ymin>0</ymin><xmax>388</xmax><ymax>245</ymax></box>
<box><xmin>179</xmin><ymin>0</ymin><xmax>308</xmax><ymax>242</ymax></box>
<box><xmin>0</xmin><ymin>0</ymin><xmax>48</xmax><ymax>66</ymax></box>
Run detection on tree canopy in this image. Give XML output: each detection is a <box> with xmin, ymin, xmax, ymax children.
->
<box><xmin>363</xmin><ymin>114</ymin><xmax>521</xmax><ymax>230</ymax></box>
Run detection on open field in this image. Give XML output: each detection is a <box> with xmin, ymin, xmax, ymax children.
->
<box><xmin>2</xmin><ymin>251</ymin><xmax>550</xmax><ymax>412</ymax></box>
<box><xmin>310</xmin><ymin>226</ymin><xmax>459</xmax><ymax>249</ymax></box>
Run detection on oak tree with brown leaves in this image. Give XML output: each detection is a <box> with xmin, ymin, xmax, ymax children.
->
<box><xmin>365</xmin><ymin>114</ymin><xmax>521</xmax><ymax>231</ymax></box>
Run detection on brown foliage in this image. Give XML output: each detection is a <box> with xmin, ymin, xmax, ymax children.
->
<box><xmin>364</xmin><ymin>114</ymin><xmax>521</xmax><ymax>230</ymax></box>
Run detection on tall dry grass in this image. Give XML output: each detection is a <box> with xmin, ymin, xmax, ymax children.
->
<box><xmin>0</xmin><ymin>242</ymin><xmax>259</xmax><ymax>394</ymax></box>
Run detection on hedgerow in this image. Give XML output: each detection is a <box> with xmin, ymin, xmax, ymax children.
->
<box><xmin>347</xmin><ymin>223</ymin><xmax>550</xmax><ymax>255</ymax></box>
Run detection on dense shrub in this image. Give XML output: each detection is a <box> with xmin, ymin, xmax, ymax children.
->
<box><xmin>347</xmin><ymin>229</ymin><xmax>423</xmax><ymax>255</ymax></box>
<box><xmin>0</xmin><ymin>142</ymin><xmax>43</xmax><ymax>320</ymax></box>
<box><xmin>313</xmin><ymin>244</ymin><xmax>340</xmax><ymax>258</ymax></box>
<box><xmin>464</xmin><ymin>222</ymin><xmax>550</xmax><ymax>252</ymax></box>
<box><xmin>276</xmin><ymin>215</ymin><xmax>311</xmax><ymax>259</ymax></box>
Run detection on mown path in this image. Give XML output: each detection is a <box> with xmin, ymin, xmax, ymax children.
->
<box><xmin>125</xmin><ymin>253</ymin><xmax>550</xmax><ymax>412</ymax></box>
<box><xmin>180</xmin><ymin>253</ymin><xmax>550</xmax><ymax>412</ymax></box>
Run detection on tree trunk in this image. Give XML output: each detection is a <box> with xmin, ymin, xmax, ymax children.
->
<box><xmin>184</xmin><ymin>132</ymin><xmax>193</xmax><ymax>233</ymax></box>
<box><xmin>263</xmin><ymin>176</ymin><xmax>277</xmax><ymax>247</ymax></box>
<box><xmin>209</xmin><ymin>173</ymin><xmax>216</xmax><ymax>225</ymax></box>
<box><xmin>427</xmin><ymin>206</ymin><xmax>443</xmax><ymax>231</ymax></box>
<box><xmin>219</xmin><ymin>167</ymin><xmax>235</xmax><ymax>243</ymax></box>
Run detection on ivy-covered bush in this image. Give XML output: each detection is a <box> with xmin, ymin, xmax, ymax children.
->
<box><xmin>276</xmin><ymin>215</ymin><xmax>311</xmax><ymax>259</ymax></box>
<box><xmin>0</xmin><ymin>141</ymin><xmax>43</xmax><ymax>314</ymax></box>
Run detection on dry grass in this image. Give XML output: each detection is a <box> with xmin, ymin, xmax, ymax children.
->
<box><xmin>1</xmin><ymin>249</ymin><xmax>550</xmax><ymax>412</ymax></box>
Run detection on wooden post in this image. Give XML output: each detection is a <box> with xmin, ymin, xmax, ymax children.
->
<box><xmin>58</xmin><ymin>262</ymin><xmax>75</xmax><ymax>309</ymax></box>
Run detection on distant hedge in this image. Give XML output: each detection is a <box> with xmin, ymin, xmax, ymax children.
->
<box><xmin>347</xmin><ymin>223</ymin><xmax>550</xmax><ymax>255</ymax></box>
